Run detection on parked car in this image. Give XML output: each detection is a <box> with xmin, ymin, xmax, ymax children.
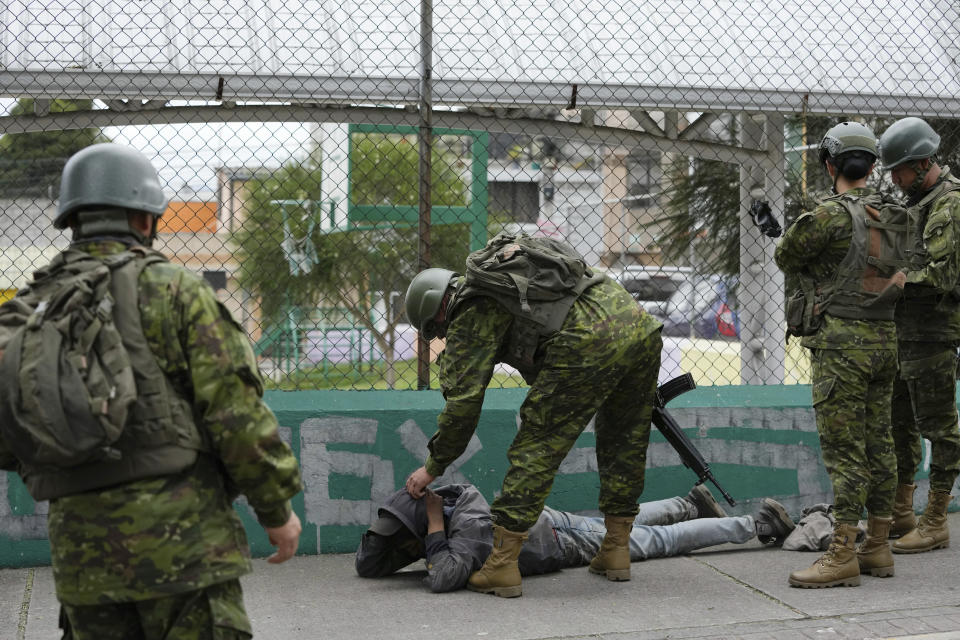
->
<box><xmin>652</xmin><ymin>275</ymin><xmax>740</xmax><ymax>340</ymax></box>
<box><xmin>607</xmin><ymin>266</ymin><xmax>690</xmax><ymax>316</ymax></box>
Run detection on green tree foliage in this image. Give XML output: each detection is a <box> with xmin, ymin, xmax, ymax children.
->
<box><xmin>233</xmin><ymin>132</ymin><xmax>474</xmax><ymax>387</ymax></box>
<box><xmin>929</xmin><ymin>118</ymin><xmax>960</xmax><ymax>169</ymax></box>
<box><xmin>350</xmin><ymin>132</ymin><xmax>471</xmax><ymax>211</ymax></box>
<box><xmin>232</xmin><ymin>162</ymin><xmax>331</xmax><ymax>328</ymax></box>
<box><xmin>0</xmin><ymin>99</ymin><xmax>110</xmax><ymax>197</ymax></box>
<box><xmin>656</xmin><ymin>155</ymin><xmax>741</xmax><ymax>275</ymax></box>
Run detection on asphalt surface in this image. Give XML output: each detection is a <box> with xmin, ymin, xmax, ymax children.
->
<box><xmin>5</xmin><ymin>513</ymin><xmax>960</xmax><ymax>640</ymax></box>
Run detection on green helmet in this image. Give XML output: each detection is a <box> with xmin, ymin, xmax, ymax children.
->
<box><xmin>818</xmin><ymin>122</ymin><xmax>878</xmax><ymax>167</ymax></box>
<box><xmin>54</xmin><ymin>143</ymin><xmax>168</xmax><ymax>230</ymax></box>
<box><xmin>405</xmin><ymin>268</ymin><xmax>457</xmax><ymax>339</ymax></box>
<box><xmin>878</xmin><ymin>117</ymin><xmax>940</xmax><ymax>170</ymax></box>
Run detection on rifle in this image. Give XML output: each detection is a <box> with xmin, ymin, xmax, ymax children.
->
<box><xmin>653</xmin><ymin>373</ymin><xmax>736</xmax><ymax>506</ymax></box>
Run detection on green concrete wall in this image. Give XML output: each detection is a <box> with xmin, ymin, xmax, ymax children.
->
<box><xmin>0</xmin><ymin>385</ymin><xmax>945</xmax><ymax>568</ymax></box>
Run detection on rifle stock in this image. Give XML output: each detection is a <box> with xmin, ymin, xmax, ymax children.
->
<box><xmin>653</xmin><ymin>374</ymin><xmax>736</xmax><ymax>506</ymax></box>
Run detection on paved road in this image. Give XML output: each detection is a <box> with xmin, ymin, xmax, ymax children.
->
<box><xmin>5</xmin><ymin>513</ymin><xmax>960</xmax><ymax>640</ymax></box>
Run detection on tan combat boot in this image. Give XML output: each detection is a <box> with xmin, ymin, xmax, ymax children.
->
<box><xmin>892</xmin><ymin>490</ymin><xmax>952</xmax><ymax>554</ymax></box>
<box><xmin>467</xmin><ymin>525</ymin><xmax>529</xmax><ymax>598</ymax></box>
<box><xmin>856</xmin><ymin>516</ymin><xmax>894</xmax><ymax>577</ymax></box>
<box><xmin>789</xmin><ymin>522</ymin><xmax>861</xmax><ymax>588</ymax></box>
<box><xmin>588</xmin><ymin>515</ymin><xmax>634</xmax><ymax>581</ymax></box>
<box><xmin>890</xmin><ymin>483</ymin><xmax>917</xmax><ymax>538</ymax></box>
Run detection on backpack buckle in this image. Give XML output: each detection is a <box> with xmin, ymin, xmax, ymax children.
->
<box><xmin>26</xmin><ymin>300</ymin><xmax>49</xmax><ymax>329</ymax></box>
<box><xmin>96</xmin><ymin>297</ymin><xmax>114</xmax><ymax>321</ymax></box>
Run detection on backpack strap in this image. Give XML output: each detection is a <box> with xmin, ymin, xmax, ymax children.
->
<box><xmin>507</xmin><ymin>272</ymin><xmax>532</xmax><ymax>314</ymax></box>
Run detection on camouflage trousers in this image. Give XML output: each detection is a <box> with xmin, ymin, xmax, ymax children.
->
<box><xmin>60</xmin><ymin>579</ymin><xmax>251</xmax><ymax>640</ymax></box>
<box><xmin>891</xmin><ymin>341</ymin><xmax>960</xmax><ymax>493</ymax></box>
<box><xmin>810</xmin><ymin>347</ymin><xmax>898</xmax><ymax>523</ymax></box>
<box><xmin>491</xmin><ymin>329</ymin><xmax>662</xmax><ymax>532</ymax></box>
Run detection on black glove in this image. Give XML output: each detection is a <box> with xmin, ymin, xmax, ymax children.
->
<box><xmin>749</xmin><ymin>201</ymin><xmax>782</xmax><ymax>238</ymax></box>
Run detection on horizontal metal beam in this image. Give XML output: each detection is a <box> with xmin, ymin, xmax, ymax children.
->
<box><xmin>2</xmin><ymin>71</ymin><xmax>959</xmax><ymax>118</ymax></box>
<box><xmin>0</xmin><ymin>104</ymin><xmax>771</xmax><ymax>165</ymax></box>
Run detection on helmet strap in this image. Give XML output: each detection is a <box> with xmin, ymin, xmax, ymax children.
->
<box><xmin>908</xmin><ymin>159</ymin><xmax>931</xmax><ymax>194</ymax></box>
<box><xmin>431</xmin><ymin>286</ymin><xmax>458</xmax><ymax>339</ymax></box>
<box><xmin>824</xmin><ymin>159</ymin><xmax>840</xmax><ymax>194</ymax></box>
<box><xmin>146</xmin><ymin>215</ymin><xmax>159</xmax><ymax>248</ymax></box>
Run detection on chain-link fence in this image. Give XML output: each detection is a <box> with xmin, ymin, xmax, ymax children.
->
<box><xmin>1</xmin><ymin>0</ymin><xmax>958</xmax><ymax>389</ymax></box>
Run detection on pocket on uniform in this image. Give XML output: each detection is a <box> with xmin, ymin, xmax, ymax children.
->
<box><xmin>923</xmin><ymin>217</ymin><xmax>955</xmax><ymax>260</ymax></box>
<box><xmin>900</xmin><ymin>349</ymin><xmax>957</xmax><ymax>381</ymax></box>
<box><xmin>811</xmin><ymin>376</ymin><xmax>836</xmax><ymax>408</ymax></box>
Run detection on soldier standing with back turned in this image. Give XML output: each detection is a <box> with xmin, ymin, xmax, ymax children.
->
<box><xmin>879</xmin><ymin>117</ymin><xmax>960</xmax><ymax>554</ymax></box>
<box><xmin>0</xmin><ymin>144</ymin><xmax>304</xmax><ymax>639</ymax></box>
<box><xmin>775</xmin><ymin>122</ymin><xmax>907</xmax><ymax>588</ymax></box>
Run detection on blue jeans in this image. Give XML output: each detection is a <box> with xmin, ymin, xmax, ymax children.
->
<box><xmin>544</xmin><ymin>497</ymin><xmax>756</xmax><ymax>568</ymax></box>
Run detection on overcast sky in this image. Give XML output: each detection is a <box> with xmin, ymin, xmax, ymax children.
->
<box><xmin>104</xmin><ymin>121</ymin><xmax>314</xmax><ymax>198</ymax></box>
<box><xmin>1</xmin><ymin>98</ymin><xmax>315</xmax><ymax>199</ymax></box>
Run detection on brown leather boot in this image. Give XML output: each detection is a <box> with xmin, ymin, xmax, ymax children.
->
<box><xmin>789</xmin><ymin>522</ymin><xmax>861</xmax><ymax>588</ymax></box>
<box><xmin>856</xmin><ymin>516</ymin><xmax>894</xmax><ymax>577</ymax></box>
<box><xmin>467</xmin><ymin>525</ymin><xmax>529</xmax><ymax>597</ymax></box>
<box><xmin>588</xmin><ymin>515</ymin><xmax>634</xmax><ymax>581</ymax></box>
<box><xmin>890</xmin><ymin>483</ymin><xmax>917</xmax><ymax>538</ymax></box>
<box><xmin>892</xmin><ymin>490</ymin><xmax>952</xmax><ymax>554</ymax></box>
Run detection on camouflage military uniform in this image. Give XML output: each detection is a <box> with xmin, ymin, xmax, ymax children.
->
<box><xmin>893</xmin><ymin>168</ymin><xmax>960</xmax><ymax>494</ymax></box>
<box><xmin>775</xmin><ymin>187</ymin><xmax>898</xmax><ymax>524</ymax></box>
<box><xmin>0</xmin><ymin>240</ymin><xmax>303</xmax><ymax>638</ymax></box>
<box><xmin>424</xmin><ymin>276</ymin><xmax>663</xmax><ymax>532</ymax></box>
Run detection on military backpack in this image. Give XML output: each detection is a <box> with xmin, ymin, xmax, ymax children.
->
<box><xmin>0</xmin><ymin>248</ymin><xmax>205</xmax><ymax>501</ymax></box>
<box><xmin>448</xmin><ymin>232</ymin><xmax>604</xmax><ymax>371</ymax></box>
<box><xmin>0</xmin><ymin>249</ymin><xmax>157</xmax><ymax>471</ymax></box>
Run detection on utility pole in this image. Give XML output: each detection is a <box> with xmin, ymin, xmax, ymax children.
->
<box><xmin>416</xmin><ymin>0</ymin><xmax>434</xmax><ymax>390</ymax></box>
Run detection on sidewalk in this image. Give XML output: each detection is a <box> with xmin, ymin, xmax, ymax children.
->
<box><xmin>6</xmin><ymin>513</ymin><xmax>960</xmax><ymax>640</ymax></box>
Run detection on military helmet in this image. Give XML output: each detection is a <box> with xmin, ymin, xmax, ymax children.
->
<box><xmin>54</xmin><ymin>143</ymin><xmax>168</xmax><ymax>229</ymax></box>
<box><xmin>878</xmin><ymin>117</ymin><xmax>940</xmax><ymax>170</ymax></box>
<box><xmin>405</xmin><ymin>268</ymin><xmax>457</xmax><ymax>339</ymax></box>
<box><xmin>818</xmin><ymin>122</ymin><xmax>878</xmax><ymax>167</ymax></box>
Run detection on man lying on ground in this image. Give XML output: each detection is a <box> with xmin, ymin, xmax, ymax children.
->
<box><xmin>355</xmin><ymin>483</ymin><xmax>795</xmax><ymax>594</ymax></box>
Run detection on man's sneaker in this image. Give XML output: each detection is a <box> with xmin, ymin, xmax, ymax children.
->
<box><xmin>755</xmin><ymin>498</ymin><xmax>795</xmax><ymax>545</ymax></box>
<box><xmin>686</xmin><ymin>484</ymin><xmax>727</xmax><ymax>518</ymax></box>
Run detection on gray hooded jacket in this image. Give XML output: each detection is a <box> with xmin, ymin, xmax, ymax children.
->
<box><xmin>355</xmin><ymin>484</ymin><xmax>563</xmax><ymax>592</ymax></box>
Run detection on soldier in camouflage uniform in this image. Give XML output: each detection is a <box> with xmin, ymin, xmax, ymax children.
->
<box><xmin>0</xmin><ymin>144</ymin><xmax>304</xmax><ymax>639</ymax></box>
<box><xmin>775</xmin><ymin>122</ymin><xmax>906</xmax><ymax>588</ymax></box>
<box><xmin>879</xmin><ymin>117</ymin><xmax>960</xmax><ymax>554</ymax></box>
<box><xmin>403</xmin><ymin>253</ymin><xmax>663</xmax><ymax>597</ymax></box>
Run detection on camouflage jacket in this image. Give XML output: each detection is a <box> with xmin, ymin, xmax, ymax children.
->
<box><xmin>774</xmin><ymin>187</ymin><xmax>898</xmax><ymax>350</ymax></box>
<box><xmin>0</xmin><ymin>240</ymin><xmax>303</xmax><ymax>605</ymax></box>
<box><xmin>897</xmin><ymin>167</ymin><xmax>960</xmax><ymax>342</ymax></box>
<box><xmin>423</xmin><ymin>277</ymin><xmax>661</xmax><ymax>477</ymax></box>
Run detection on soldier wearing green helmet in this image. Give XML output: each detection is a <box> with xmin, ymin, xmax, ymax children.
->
<box><xmin>776</xmin><ymin>121</ymin><xmax>908</xmax><ymax>588</ymax></box>
<box><xmin>879</xmin><ymin>117</ymin><xmax>960</xmax><ymax>555</ymax></box>
<box><xmin>404</xmin><ymin>267</ymin><xmax>458</xmax><ymax>340</ymax></box>
<box><xmin>403</xmin><ymin>236</ymin><xmax>663</xmax><ymax>598</ymax></box>
<box><xmin>0</xmin><ymin>143</ymin><xmax>304</xmax><ymax>637</ymax></box>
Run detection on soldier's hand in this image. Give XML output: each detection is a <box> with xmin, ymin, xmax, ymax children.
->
<box><xmin>405</xmin><ymin>466</ymin><xmax>436</xmax><ymax>498</ymax></box>
<box><xmin>265</xmin><ymin>511</ymin><xmax>302</xmax><ymax>564</ymax></box>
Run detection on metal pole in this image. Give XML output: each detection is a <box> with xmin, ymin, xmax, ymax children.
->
<box><xmin>738</xmin><ymin>113</ymin><xmax>786</xmax><ymax>384</ymax></box>
<box><xmin>416</xmin><ymin>0</ymin><xmax>434</xmax><ymax>390</ymax></box>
